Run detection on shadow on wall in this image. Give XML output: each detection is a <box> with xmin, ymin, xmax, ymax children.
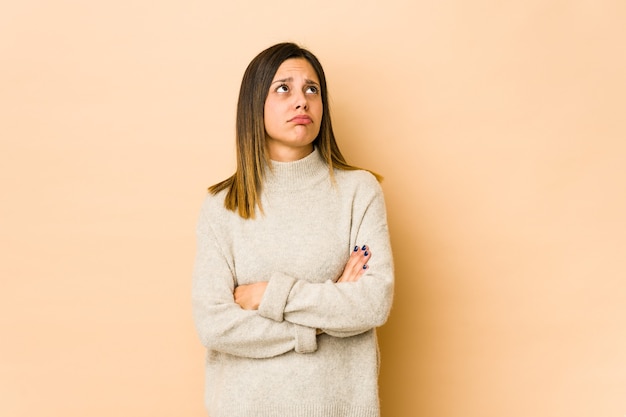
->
<box><xmin>377</xmin><ymin>184</ymin><xmax>432</xmax><ymax>417</ymax></box>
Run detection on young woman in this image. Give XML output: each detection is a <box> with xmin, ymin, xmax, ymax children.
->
<box><xmin>192</xmin><ymin>42</ymin><xmax>394</xmax><ymax>417</ymax></box>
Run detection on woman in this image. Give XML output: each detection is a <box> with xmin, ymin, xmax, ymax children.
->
<box><xmin>192</xmin><ymin>42</ymin><xmax>394</xmax><ymax>417</ymax></box>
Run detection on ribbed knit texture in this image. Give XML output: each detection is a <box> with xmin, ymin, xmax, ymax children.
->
<box><xmin>192</xmin><ymin>148</ymin><xmax>394</xmax><ymax>417</ymax></box>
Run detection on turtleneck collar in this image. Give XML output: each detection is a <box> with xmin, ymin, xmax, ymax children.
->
<box><xmin>264</xmin><ymin>147</ymin><xmax>329</xmax><ymax>191</ymax></box>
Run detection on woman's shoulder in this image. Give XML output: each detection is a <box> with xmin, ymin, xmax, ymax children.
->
<box><xmin>198</xmin><ymin>189</ymin><xmax>230</xmax><ymax>218</ymax></box>
<box><xmin>335</xmin><ymin>168</ymin><xmax>383</xmax><ymax>192</ymax></box>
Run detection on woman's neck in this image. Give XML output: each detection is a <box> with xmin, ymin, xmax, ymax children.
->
<box><xmin>267</xmin><ymin>143</ymin><xmax>314</xmax><ymax>162</ymax></box>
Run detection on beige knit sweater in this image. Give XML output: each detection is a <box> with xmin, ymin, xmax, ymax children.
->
<box><xmin>192</xmin><ymin>148</ymin><xmax>394</xmax><ymax>417</ymax></box>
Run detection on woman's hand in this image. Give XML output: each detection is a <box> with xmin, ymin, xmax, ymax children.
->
<box><xmin>234</xmin><ymin>282</ymin><xmax>268</xmax><ymax>310</ymax></box>
<box><xmin>336</xmin><ymin>245</ymin><xmax>371</xmax><ymax>283</ymax></box>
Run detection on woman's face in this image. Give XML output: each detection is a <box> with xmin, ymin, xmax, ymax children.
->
<box><xmin>264</xmin><ymin>58</ymin><xmax>323</xmax><ymax>162</ymax></box>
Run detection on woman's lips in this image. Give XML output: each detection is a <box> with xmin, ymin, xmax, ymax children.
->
<box><xmin>289</xmin><ymin>115</ymin><xmax>312</xmax><ymax>125</ymax></box>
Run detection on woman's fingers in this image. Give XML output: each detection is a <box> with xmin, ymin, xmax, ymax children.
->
<box><xmin>337</xmin><ymin>245</ymin><xmax>371</xmax><ymax>283</ymax></box>
<box><xmin>234</xmin><ymin>282</ymin><xmax>268</xmax><ymax>310</ymax></box>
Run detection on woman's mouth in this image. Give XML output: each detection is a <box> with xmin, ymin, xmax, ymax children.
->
<box><xmin>289</xmin><ymin>115</ymin><xmax>312</xmax><ymax>125</ymax></box>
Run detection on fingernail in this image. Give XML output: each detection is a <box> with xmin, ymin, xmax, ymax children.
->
<box><xmin>353</xmin><ymin>246</ymin><xmax>358</xmax><ymax>252</ymax></box>
<box><xmin>363</xmin><ymin>265</ymin><xmax>368</xmax><ymax>270</ymax></box>
<box><xmin>364</xmin><ymin>251</ymin><xmax>369</xmax><ymax>256</ymax></box>
<box><xmin>361</xmin><ymin>245</ymin><xmax>367</xmax><ymax>250</ymax></box>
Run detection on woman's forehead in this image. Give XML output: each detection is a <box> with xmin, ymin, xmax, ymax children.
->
<box><xmin>273</xmin><ymin>58</ymin><xmax>319</xmax><ymax>82</ymax></box>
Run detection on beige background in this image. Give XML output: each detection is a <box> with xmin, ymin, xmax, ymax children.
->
<box><xmin>2</xmin><ymin>1</ymin><xmax>625</xmax><ymax>416</ymax></box>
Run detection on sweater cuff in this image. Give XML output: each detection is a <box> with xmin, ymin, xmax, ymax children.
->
<box><xmin>258</xmin><ymin>272</ymin><xmax>296</xmax><ymax>322</ymax></box>
<box><xmin>294</xmin><ymin>325</ymin><xmax>317</xmax><ymax>353</ymax></box>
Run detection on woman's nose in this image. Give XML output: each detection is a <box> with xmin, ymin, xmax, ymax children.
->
<box><xmin>294</xmin><ymin>92</ymin><xmax>308</xmax><ymax>110</ymax></box>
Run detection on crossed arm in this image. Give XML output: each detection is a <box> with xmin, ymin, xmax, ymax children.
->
<box><xmin>234</xmin><ymin>244</ymin><xmax>372</xmax><ymax>310</ymax></box>
<box><xmin>193</xmin><ymin>175</ymin><xmax>393</xmax><ymax>358</ymax></box>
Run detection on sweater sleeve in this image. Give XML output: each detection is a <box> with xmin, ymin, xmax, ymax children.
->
<box><xmin>257</xmin><ymin>175</ymin><xmax>394</xmax><ymax>336</ymax></box>
<box><xmin>192</xmin><ymin>205</ymin><xmax>317</xmax><ymax>358</ymax></box>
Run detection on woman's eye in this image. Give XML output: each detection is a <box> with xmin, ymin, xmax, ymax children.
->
<box><xmin>276</xmin><ymin>84</ymin><xmax>289</xmax><ymax>93</ymax></box>
<box><xmin>305</xmin><ymin>85</ymin><xmax>319</xmax><ymax>94</ymax></box>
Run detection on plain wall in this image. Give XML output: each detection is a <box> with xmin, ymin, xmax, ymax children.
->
<box><xmin>1</xmin><ymin>1</ymin><xmax>625</xmax><ymax>416</ymax></box>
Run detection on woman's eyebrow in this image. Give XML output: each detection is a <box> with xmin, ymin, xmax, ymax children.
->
<box><xmin>270</xmin><ymin>77</ymin><xmax>320</xmax><ymax>86</ymax></box>
<box><xmin>271</xmin><ymin>77</ymin><xmax>292</xmax><ymax>84</ymax></box>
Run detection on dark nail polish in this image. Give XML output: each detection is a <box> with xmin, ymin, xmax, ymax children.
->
<box><xmin>363</xmin><ymin>265</ymin><xmax>368</xmax><ymax>270</ymax></box>
<box><xmin>354</xmin><ymin>246</ymin><xmax>358</xmax><ymax>252</ymax></box>
<box><xmin>364</xmin><ymin>251</ymin><xmax>369</xmax><ymax>256</ymax></box>
<box><xmin>361</xmin><ymin>245</ymin><xmax>367</xmax><ymax>250</ymax></box>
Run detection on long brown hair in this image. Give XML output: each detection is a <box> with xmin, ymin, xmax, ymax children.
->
<box><xmin>209</xmin><ymin>42</ymin><xmax>380</xmax><ymax>219</ymax></box>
